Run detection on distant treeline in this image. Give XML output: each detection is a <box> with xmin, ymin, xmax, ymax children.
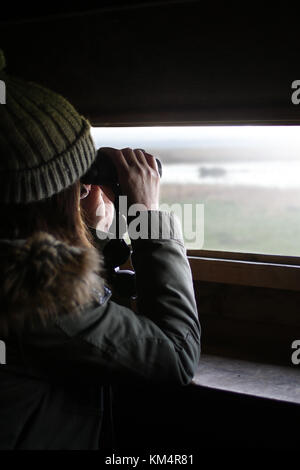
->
<box><xmin>145</xmin><ymin>146</ymin><xmax>296</xmax><ymax>164</ymax></box>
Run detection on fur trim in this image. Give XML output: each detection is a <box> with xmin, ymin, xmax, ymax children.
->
<box><xmin>0</xmin><ymin>232</ymin><xmax>105</xmax><ymax>328</ymax></box>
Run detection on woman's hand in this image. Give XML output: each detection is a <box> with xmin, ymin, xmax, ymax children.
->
<box><xmin>80</xmin><ymin>184</ymin><xmax>115</xmax><ymax>232</ymax></box>
<box><xmin>99</xmin><ymin>147</ymin><xmax>160</xmax><ymax>210</ymax></box>
<box><xmin>80</xmin><ymin>146</ymin><xmax>159</xmax><ymax>231</ymax></box>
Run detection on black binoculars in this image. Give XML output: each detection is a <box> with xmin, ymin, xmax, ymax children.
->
<box><xmin>81</xmin><ymin>148</ymin><xmax>162</xmax><ymax>299</ymax></box>
<box><xmin>81</xmin><ymin>148</ymin><xmax>162</xmax><ymax>189</ymax></box>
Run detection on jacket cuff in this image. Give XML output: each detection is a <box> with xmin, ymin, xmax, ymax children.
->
<box><xmin>129</xmin><ymin>210</ymin><xmax>184</xmax><ymax>243</ymax></box>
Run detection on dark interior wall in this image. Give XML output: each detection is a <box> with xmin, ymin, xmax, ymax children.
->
<box><xmin>194</xmin><ymin>281</ymin><xmax>300</xmax><ymax>366</ymax></box>
<box><xmin>2</xmin><ymin>3</ymin><xmax>300</xmax><ymax>125</ymax></box>
<box><xmin>112</xmin><ymin>382</ymin><xmax>300</xmax><ymax>450</ymax></box>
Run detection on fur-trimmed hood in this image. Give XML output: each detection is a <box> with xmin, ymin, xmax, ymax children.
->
<box><xmin>0</xmin><ymin>232</ymin><xmax>105</xmax><ymax>328</ymax></box>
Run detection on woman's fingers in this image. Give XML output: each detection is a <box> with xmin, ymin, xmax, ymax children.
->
<box><xmin>99</xmin><ymin>147</ymin><xmax>129</xmax><ymax>176</ymax></box>
<box><xmin>99</xmin><ymin>146</ymin><xmax>157</xmax><ymax>173</ymax></box>
<box><xmin>134</xmin><ymin>149</ymin><xmax>148</xmax><ymax>166</ymax></box>
<box><xmin>121</xmin><ymin>147</ymin><xmax>141</xmax><ymax>167</ymax></box>
<box><xmin>95</xmin><ymin>147</ymin><xmax>160</xmax><ymax>209</ymax></box>
<box><xmin>143</xmin><ymin>151</ymin><xmax>159</xmax><ymax>173</ymax></box>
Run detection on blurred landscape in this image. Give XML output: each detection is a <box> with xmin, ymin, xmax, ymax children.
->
<box><xmin>92</xmin><ymin>127</ymin><xmax>300</xmax><ymax>255</ymax></box>
<box><xmin>160</xmin><ymin>183</ymin><xmax>300</xmax><ymax>255</ymax></box>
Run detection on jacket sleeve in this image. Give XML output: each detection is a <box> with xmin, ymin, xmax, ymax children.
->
<box><xmin>24</xmin><ymin>211</ymin><xmax>201</xmax><ymax>386</ymax></box>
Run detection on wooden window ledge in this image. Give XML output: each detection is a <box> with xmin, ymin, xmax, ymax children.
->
<box><xmin>192</xmin><ymin>354</ymin><xmax>300</xmax><ymax>405</ymax></box>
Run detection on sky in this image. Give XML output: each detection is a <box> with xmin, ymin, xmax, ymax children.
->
<box><xmin>90</xmin><ymin>126</ymin><xmax>300</xmax><ymax>188</ymax></box>
<box><xmin>91</xmin><ymin>126</ymin><xmax>300</xmax><ymax>159</ymax></box>
<box><xmin>92</xmin><ymin>126</ymin><xmax>300</xmax><ymax>147</ymax></box>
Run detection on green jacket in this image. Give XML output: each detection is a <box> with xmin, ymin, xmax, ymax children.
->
<box><xmin>0</xmin><ymin>211</ymin><xmax>201</xmax><ymax>450</ymax></box>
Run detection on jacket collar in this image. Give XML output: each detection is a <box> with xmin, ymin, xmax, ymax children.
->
<box><xmin>0</xmin><ymin>232</ymin><xmax>105</xmax><ymax>329</ymax></box>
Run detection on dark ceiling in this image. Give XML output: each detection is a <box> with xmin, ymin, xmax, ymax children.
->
<box><xmin>1</xmin><ymin>2</ymin><xmax>299</xmax><ymax>126</ymax></box>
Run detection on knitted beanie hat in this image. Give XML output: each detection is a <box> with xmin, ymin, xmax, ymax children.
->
<box><xmin>0</xmin><ymin>50</ymin><xmax>96</xmax><ymax>204</ymax></box>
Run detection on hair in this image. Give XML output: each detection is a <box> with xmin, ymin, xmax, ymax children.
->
<box><xmin>0</xmin><ymin>181</ymin><xmax>94</xmax><ymax>248</ymax></box>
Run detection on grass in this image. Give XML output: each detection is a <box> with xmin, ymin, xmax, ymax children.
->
<box><xmin>160</xmin><ymin>184</ymin><xmax>300</xmax><ymax>255</ymax></box>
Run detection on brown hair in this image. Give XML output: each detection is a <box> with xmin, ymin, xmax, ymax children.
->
<box><xmin>0</xmin><ymin>181</ymin><xmax>93</xmax><ymax>248</ymax></box>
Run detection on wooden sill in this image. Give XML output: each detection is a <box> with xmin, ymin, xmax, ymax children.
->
<box><xmin>187</xmin><ymin>249</ymin><xmax>300</xmax><ymax>266</ymax></box>
<box><xmin>192</xmin><ymin>354</ymin><xmax>300</xmax><ymax>405</ymax></box>
<box><xmin>188</xmin><ymin>251</ymin><xmax>300</xmax><ymax>291</ymax></box>
<box><xmin>123</xmin><ymin>247</ymin><xmax>300</xmax><ymax>291</ymax></box>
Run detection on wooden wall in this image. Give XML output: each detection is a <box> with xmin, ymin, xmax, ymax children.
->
<box><xmin>2</xmin><ymin>2</ymin><xmax>300</xmax><ymax>125</ymax></box>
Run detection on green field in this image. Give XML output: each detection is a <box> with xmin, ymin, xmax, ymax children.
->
<box><xmin>160</xmin><ymin>184</ymin><xmax>300</xmax><ymax>256</ymax></box>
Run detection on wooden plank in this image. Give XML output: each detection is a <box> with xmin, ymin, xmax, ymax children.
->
<box><xmin>193</xmin><ymin>354</ymin><xmax>300</xmax><ymax>405</ymax></box>
<box><xmin>3</xmin><ymin>13</ymin><xmax>300</xmax><ymax>124</ymax></box>
<box><xmin>188</xmin><ymin>256</ymin><xmax>300</xmax><ymax>291</ymax></box>
<box><xmin>187</xmin><ymin>249</ymin><xmax>300</xmax><ymax>266</ymax></box>
<box><xmin>122</xmin><ymin>249</ymin><xmax>300</xmax><ymax>291</ymax></box>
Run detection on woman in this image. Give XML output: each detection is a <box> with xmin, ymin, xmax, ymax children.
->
<box><xmin>0</xmin><ymin>50</ymin><xmax>201</xmax><ymax>450</ymax></box>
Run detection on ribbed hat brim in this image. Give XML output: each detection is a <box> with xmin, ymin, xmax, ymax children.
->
<box><xmin>0</xmin><ymin>120</ymin><xmax>96</xmax><ymax>204</ymax></box>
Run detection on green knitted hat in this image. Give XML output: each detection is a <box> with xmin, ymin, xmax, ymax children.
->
<box><xmin>0</xmin><ymin>50</ymin><xmax>96</xmax><ymax>204</ymax></box>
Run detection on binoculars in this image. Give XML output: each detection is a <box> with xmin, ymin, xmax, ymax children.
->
<box><xmin>81</xmin><ymin>148</ymin><xmax>162</xmax><ymax>189</ymax></box>
<box><xmin>81</xmin><ymin>148</ymin><xmax>162</xmax><ymax>299</ymax></box>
